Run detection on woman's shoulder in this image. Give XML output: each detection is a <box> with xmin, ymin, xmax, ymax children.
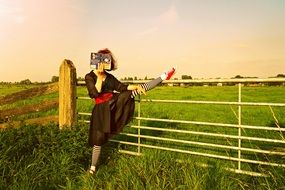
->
<box><xmin>85</xmin><ymin>70</ymin><xmax>96</xmax><ymax>80</ymax></box>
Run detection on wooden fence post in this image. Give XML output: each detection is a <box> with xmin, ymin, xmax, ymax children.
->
<box><xmin>59</xmin><ymin>59</ymin><xmax>77</xmax><ymax>129</ymax></box>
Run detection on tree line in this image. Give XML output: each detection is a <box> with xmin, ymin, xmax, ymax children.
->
<box><xmin>1</xmin><ymin>74</ymin><xmax>285</xmax><ymax>85</ymax></box>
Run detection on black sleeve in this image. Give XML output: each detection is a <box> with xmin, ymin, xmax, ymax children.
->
<box><xmin>85</xmin><ymin>73</ymin><xmax>99</xmax><ymax>98</ymax></box>
<box><xmin>110</xmin><ymin>74</ymin><xmax>128</xmax><ymax>92</ymax></box>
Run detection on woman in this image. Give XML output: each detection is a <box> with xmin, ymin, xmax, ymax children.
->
<box><xmin>85</xmin><ymin>48</ymin><xmax>175</xmax><ymax>174</ymax></box>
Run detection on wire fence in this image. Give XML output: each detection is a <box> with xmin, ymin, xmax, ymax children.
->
<box><xmin>77</xmin><ymin>78</ymin><xmax>285</xmax><ymax>176</ymax></box>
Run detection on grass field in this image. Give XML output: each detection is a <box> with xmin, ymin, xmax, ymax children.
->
<box><xmin>1</xmin><ymin>84</ymin><xmax>285</xmax><ymax>189</ymax></box>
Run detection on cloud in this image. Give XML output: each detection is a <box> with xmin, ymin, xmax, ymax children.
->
<box><xmin>157</xmin><ymin>4</ymin><xmax>178</xmax><ymax>26</ymax></box>
<box><xmin>0</xmin><ymin>1</ymin><xmax>25</xmax><ymax>24</ymax></box>
<box><xmin>0</xmin><ymin>3</ymin><xmax>20</xmax><ymax>14</ymax></box>
<box><xmin>136</xmin><ymin>3</ymin><xmax>179</xmax><ymax>37</ymax></box>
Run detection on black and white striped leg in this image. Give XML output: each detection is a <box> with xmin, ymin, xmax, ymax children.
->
<box><xmin>90</xmin><ymin>145</ymin><xmax>101</xmax><ymax>173</ymax></box>
<box><xmin>131</xmin><ymin>77</ymin><xmax>163</xmax><ymax>98</ymax></box>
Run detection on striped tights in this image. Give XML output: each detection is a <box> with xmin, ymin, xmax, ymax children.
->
<box><xmin>131</xmin><ymin>76</ymin><xmax>163</xmax><ymax>98</ymax></box>
<box><xmin>90</xmin><ymin>145</ymin><xmax>101</xmax><ymax>170</ymax></box>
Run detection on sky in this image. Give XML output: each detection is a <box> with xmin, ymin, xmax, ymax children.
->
<box><xmin>0</xmin><ymin>0</ymin><xmax>285</xmax><ymax>82</ymax></box>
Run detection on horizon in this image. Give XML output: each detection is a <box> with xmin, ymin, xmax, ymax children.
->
<box><xmin>1</xmin><ymin>0</ymin><xmax>285</xmax><ymax>82</ymax></box>
<box><xmin>1</xmin><ymin>73</ymin><xmax>284</xmax><ymax>84</ymax></box>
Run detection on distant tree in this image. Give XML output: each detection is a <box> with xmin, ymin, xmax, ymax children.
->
<box><xmin>20</xmin><ymin>79</ymin><xmax>32</xmax><ymax>85</ymax></box>
<box><xmin>77</xmin><ymin>77</ymin><xmax>84</xmax><ymax>81</ymax></box>
<box><xmin>134</xmin><ymin>76</ymin><xmax>138</xmax><ymax>80</ymax></box>
<box><xmin>234</xmin><ymin>75</ymin><xmax>243</xmax><ymax>79</ymax></box>
<box><xmin>51</xmin><ymin>76</ymin><xmax>59</xmax><ymax>82</ymax></box>
<box><xmin>277</xmin><ymin>74</ymin><xmax>285</xmax><ymax>78</ymax></box>
<box><xmin>144</xmin><ymin>76</ymin><xmax>148</xmax><ymax>80</ymax></box>
<box><xmin>181</xmin><ymin>75</ymin><xmax>192</xmax><ymax>80</ymax></box>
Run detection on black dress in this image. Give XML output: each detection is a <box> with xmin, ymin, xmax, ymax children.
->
<box><xmin>85</xmin><ymin>71</ymin><xmax>135</xmax><ymax>146</ymax></box>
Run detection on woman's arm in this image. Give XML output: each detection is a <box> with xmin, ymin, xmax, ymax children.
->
<box><xmin>110</xmin><ymin>74</ymin><xmax>145</xmax><ymax>95</ymax></box>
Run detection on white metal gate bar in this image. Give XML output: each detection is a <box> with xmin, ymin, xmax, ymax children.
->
<box><xmin>77</xmin><ymin>113</ymin><xmax>285</xmax><ymax>131</ymax></box>
<box><xmin>76</xmin><ymin>118</ymin><xmax>285</xmax><ymax>143</ymax></box>
<box><xmin>77</xmin><ymin>115</ymin><xmax>285</xmax><ymax>133</ymax></box>
<box><xmin>129</xmin><ymin>122</ymin><xmax>285</xmax><ymax>144</ymax></box>
<box><xmin>138</xmin><ymin>99</ymin><xmax>285</xmax><ymax>107</ymax></box>
<box><xmin>77</xmin><ymin>96</ymin><xmax>285</xmax><ymax>107</ymax></box>
<box><xmin>133</xmin><ymin>117</ymin><xmax>285</xmax><ymax>133</ymax></box>
<box><xmin>95</xmin><ymin>77</ymin><xmax>285</xmax><ymax>84</ymax></box>
<box><xmin>109</xmin><ymin>139</ymin><xmax>285</xmax><ymax>168</ymax></box>
<box><xmin>77</xmin><ymin>77</ymin><xmax>285</xmax><ymax>85</ymax></box>
<box><xmin>131</xmin><ymin>119</ymin><xmax>285</xmax><ymax>144</ymax></box>
<box><xmin>119</xmin><ymin>132</ymin><xmax>285</xmax><ymax>156</ymax></box>
<box><xmin>78</xmin><ymin>112</ymin><xmax>91</xmax><ymax>116</ymax></box>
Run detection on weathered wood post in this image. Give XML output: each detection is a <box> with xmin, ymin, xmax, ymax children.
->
<box><xmin>59</xmin><ymin>59</ymin><xmax>77</xmax><ymax>129</ymax></box>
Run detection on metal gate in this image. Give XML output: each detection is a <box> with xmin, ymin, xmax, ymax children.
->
<box><xmin>77</xmin><ymin>78</ymin><xmax>285</xmax><ymax>176</ymax></box>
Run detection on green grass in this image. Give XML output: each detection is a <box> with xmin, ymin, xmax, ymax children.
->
<box><xmin>1</xmin><ymin>123</ymin><xmax>284</xmax><ymax>189</ymax></box>
<box><xmin>1</xmin><ymin>84</ymin><xmax>285</xmax><ymax>189</ymax></box>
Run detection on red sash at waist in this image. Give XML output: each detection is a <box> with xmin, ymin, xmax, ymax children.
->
<box><xmin>95</xmin><ymin>93</ymin><xmax>113</xmax><ymax>104</ymax></box>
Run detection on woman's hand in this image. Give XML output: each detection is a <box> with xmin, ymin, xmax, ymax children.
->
<box><xmin>128</xmin><ymin>85</ymin><xmax>146</xmax><ymax>95</ymax></box>
<box><xmin>96</xmin><ymin>63</ymin><xmax>105</xmax><ymax>79</ymax></box>
<box><xmin>94</xmin><ymin>63</ymin><xmax>106</xmax><ymax>80</ymax></box>
<box><xmin>97</xmin><ymin>63</ymin><xmax>104</xmax><ymax>73</ymax></box>
<box><xmin>136</xmin><ymin>85</ymin><xmax>146</xmax><ymax>95</ymax></box>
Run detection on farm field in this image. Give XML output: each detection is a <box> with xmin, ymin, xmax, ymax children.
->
<box><xmin>0</xmin><ymin>84</ymin><xmax>40</xmax><ymax>96</ymax></box>
<box><xmin>1</xmin><ymin>84</ymin><xmax>285</xmax><ymax>189</ymax></box>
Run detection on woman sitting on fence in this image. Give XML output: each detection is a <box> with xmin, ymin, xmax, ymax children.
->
<box><xmin>85</xmin><ymin>48</ymin><xmax>175</xmax><ymax>174</ymax></box>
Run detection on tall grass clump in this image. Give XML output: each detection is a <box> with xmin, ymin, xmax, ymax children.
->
<box><xmin>0</xmin><ymin>123</ymin><xmax>90</xmax><ymax>189</ymax></box>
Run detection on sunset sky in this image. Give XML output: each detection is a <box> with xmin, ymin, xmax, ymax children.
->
<box><xmin>0</xmin><ymin>0</ymin><xmax>285</xmax><ymax>82</ymax></box>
